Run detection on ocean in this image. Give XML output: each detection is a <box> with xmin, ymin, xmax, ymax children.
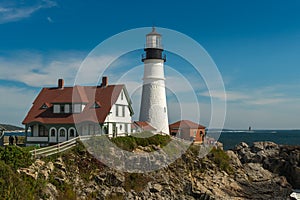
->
<box><xmin>207</xmin><ymin>130</ymin><xmax>300</xmax><ymax>150</ymax></box>
<box><xmin>3</xmin><ymin>131</ymin><xmax>26</xmax><ymax>136</ymax></box>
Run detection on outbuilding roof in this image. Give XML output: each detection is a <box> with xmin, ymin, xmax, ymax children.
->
<box><xmin>169</xmin><ymin>120</ymin><xmax>206</xmax><ymax>130</ymax></box>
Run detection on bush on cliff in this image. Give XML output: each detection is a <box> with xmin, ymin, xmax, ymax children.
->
<box><xmin>0</xmin><ymin>145</ymin><xmax>33</xmax><ymax>170</ymax></box>
<box><xmin>209</xmin><ymin>148</ymin><xmax>233</xmax><ymax>174</ymax></box>
<box><xmin>0</xmin><ymin>157</ymin><xmax>44</xmax><ymax>199</ymax></box>
<box><xmin>111</xmin><ymin>132</ymin><xmax>171</xmax><ymax>151</ymax></box>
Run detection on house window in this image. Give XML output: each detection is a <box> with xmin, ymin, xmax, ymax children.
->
<box><xmin>125</xmin><ymin>124</ymin><xmax>128</xmax><ymax>133</ymax></box>
<box><xmin>120</xmin><ymin>124</ymin><xmax>123</xmax><ymax>130</ymax></box>
<box><xmin>60</xmin><ymin>105</ymin><xmax>65</xmax><ymax>113</ymax></box>
<box><xmin>89</xmin><ymin>124</ymin><xmax>95</xmax><ymax>134</ymax></box>
<box><xmin>194</xmin><ymin>130</ymin><xmax>197</xmax><ymax>137</ymax></box>
<box><xmin>60</xmin><ymin>129</ymin><xmax>66</xmax><ymax>137</ymax></box>
<box><xmin>53</xmin><ymin>105</ymin><xmax>60</xmax><ymax>113</ymax></box>
<box><xmin>51</xmin><ymin>129</ymin><xmax>56</xmax><ymax>137</ymax></box>
<box><xmin>95</xmin><ymin>125</ymin><xmax>101</xmax><ymax>135</ymax></box>
<box><xmin>73</xmin><ymin>104</ymin><xmax>81</xmax><ymax>113</ymax></box>
<box><xmin>122</xmin><ymin>106</ymin><xmax>125</xmax><ymax>117</ymax></box>
<box><xmin>39</xmin><ymin>125</ymin><xmax>48</xmax><ymax>137</ymax></box>
<box><xmin>65</xmin><ymin>104</ymin><xmax>70</xmax><ymax>113</ymax></box>
<box><xmin>91</xmin><ymin>102</ymin><xmax>100</xmax><ymax>108</ymax></box>
<box><xmin>121</xmin><ymin>92</ymin><xmax>124</xmax><ymax>100</ymax></box>
<box><xmin>41</xmin><ymin>103</ymin><xmax>48</xmax><ymax>109</ymax></box>
<box><xmin>116</xmin><ymin>105</ymin><xmax>125</xmax><ymax>117</ymax></box>
<box><xmin>69</xmin><ymin>129</ymin><xmax>75</xmax><ymax>137</ymax></box>
<box><xmin>116</xmin><ymin>105</ymin><xmax>119</xmax><ymax>116</ymax></box>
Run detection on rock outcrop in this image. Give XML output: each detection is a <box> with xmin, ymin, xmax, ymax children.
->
<box><xmin>17</xmin><ymin>141</ymin><xmax>297</xmax><ymax>200</ymax></box>
<box><xmin>234</xmin><ymin>141</ymin><xmax>300</xmax><ymax>189</ymax></box>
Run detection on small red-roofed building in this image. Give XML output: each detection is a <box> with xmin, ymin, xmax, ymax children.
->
<box><xmin>169</xmin><ymin>120</ymin><xmax>206</xmax><ymax>143</ymax></box>
<box><xmin>23</xmin><ymin>77</ymin><xmax>134</xmax><ymax>146</ymax></box>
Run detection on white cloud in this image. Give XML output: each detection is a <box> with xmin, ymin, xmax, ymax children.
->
<box><xmin>0</xmin><ymin>50</ymin><xmax>84</xmax><ymax>87</ymax></box>
<box><xmin>0</xmin><ymin>0</ymin><xmax>56</xmax><ymax>24</ymax></box>
<box><xmin>0</xmin><ymin>86</ymin><xmax>38</xmax><ymax>127</ymax></box>
<box><xmin>199</xmin><ymin>87</ymin><xmax>298</xmax><ymax>106</ymax></box>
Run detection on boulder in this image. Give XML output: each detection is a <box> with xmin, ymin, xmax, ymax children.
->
<box><xmin>226</xmin><ymin>150</ymin><xmax>242</xmax><ymax>168</ymax></box>
<box><xmin>149</xmin><ymin>182</ymin><xmax>163</xmax><ymax>193</ymax></box>
<box><xmin>244</xmin><ymin>163</ymin><xmax>273</xmax><ymax>182</ymax></box>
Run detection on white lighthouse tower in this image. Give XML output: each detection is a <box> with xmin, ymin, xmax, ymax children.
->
<box><xmin>139</xmin><ymin>27</ymin><xmax>169</xmax><ymax>134</ymax></box>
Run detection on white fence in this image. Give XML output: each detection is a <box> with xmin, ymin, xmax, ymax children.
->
<box><xmin>30</xmin><ymin>135</ymin><xmax>92</xmax><ymax>158</ymax></box>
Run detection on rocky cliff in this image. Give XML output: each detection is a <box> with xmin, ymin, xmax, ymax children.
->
<box><xmin>15</xmin><ymin>141</ymin><xmax>297</xmax><ymax>200</ymax></box>
<box><xmin>234</xmin><ymin>141</ymin><xmax>300</xmax><ymax>189</ymax></box>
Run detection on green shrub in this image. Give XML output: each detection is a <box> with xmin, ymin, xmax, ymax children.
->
<box><xmin>111</xmin><ymin>133</ymin><xmax>171</xmax><ymax>152</ymax></box>
<box><xmin>0</xmin><ymin>160</ymin><xmax>44</xmax><ymax>199</ymax></box>
<box><xmin>124</xmin><ymin>173</ymin><xmax>153</xmax><ymax>192</ymax></box>
<box><xmin>0</xmin><ymin>146</ymin><xmax>33</xmax><ymax>170</ymax></box>
<box><xmin>209</xmin><ymin>148</ymin><xmax>233</xmax><ymax>174</ymax></box>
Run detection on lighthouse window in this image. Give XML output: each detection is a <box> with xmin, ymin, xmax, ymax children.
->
<box><xmin>156</xmin><ymin>37</ymin><xmax>161</xmax><ymax>48</ymax></box>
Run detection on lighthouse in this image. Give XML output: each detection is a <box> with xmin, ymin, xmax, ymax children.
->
<box><xmin>139</xmin><ymin>27</ymin><xmax>169</xmax><ymax>134</ymax></box>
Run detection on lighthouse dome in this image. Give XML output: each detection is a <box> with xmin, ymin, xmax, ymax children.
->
<box><xmin>146</xmin><ymin>27</ymin><xmax>162</xmax><ymax>49</ymax></box>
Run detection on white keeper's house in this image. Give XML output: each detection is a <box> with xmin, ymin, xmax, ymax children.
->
<box><xmin>23</xmin><ymin>77</ymin><xmax>134</xmax><ymax>146</ymax></box>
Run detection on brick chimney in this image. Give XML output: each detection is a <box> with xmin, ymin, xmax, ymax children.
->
<box><xmin>58</xmin><ymin>79</ymin><xmax>64</xmax><ymax>89</ymax></box>
<box><xmin>101</xmin><ymin>76</ymin><xmax>108</xmax><ymax>87</ymax></box>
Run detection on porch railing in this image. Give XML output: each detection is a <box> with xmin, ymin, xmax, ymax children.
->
<box><xmin>30</xmin><ymin>135</ymin><xmax>92</xmax><ymax>158</ymax></box>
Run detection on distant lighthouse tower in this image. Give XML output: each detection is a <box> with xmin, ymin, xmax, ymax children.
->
<box><xmin>139</xmin><ymin>27</ymin><xmax>169</xmax><ymax>134</ymax></box>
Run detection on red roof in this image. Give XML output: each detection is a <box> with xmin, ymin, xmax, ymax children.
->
<box><xmin>169</xmin><ymin>120</ymin><xmax>206</xmax><ymax>130</ymax></box>
<box><xmin>52</xmin><ymin>86</ymin><xmax>89</xmax><ymax>103</ymax></box>
<box><xmin>133</xmin><ymin>121</ymin><xmax>156</xmax><ymax>131</ymax></box>
<box><xmin>23</xmin><ymin>84</ymin><xmax>131</xmax><ymax>125</ymax></box>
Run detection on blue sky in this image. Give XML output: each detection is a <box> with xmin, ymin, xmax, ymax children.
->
<box><xmin>1</xmin><ymin>0</ymin><xmax>300</xmax><ymax>129</ymax></box>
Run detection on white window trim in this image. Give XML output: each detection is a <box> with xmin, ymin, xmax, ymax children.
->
<box><xmin>58</xmin><ymin>127</ymin><xmax>67</xmax><ymax>137</ymax></box>
<box><xmin>68</xmin><ymin>127</ymin><xmax>76</xmax><ymax>138</ymax></box>
<box><xmin>49</xmin><ymin>127</ymin><xmax>57</xmax><ymax>137</ymax></box>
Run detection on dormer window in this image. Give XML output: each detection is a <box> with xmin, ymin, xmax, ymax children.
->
<box><xmin>91</xmin><ymin>102</ymin><xmax>100</xmax><ymax>108</ymax></box>
<box><xmin>40</xmin><ymin>103</ymin><xmax>49</xmax><ymax>109</ymax></box>
<box><xmin>53</xmin><ymin>104</ymin><xmax>60</xmax><ymax>113</ymax></box>
<box><xmin>53</xmin><ymin>103</ymin><xmax>85</xmax><ymax>114</ymax></box>
<box><xmin>60</xmin><ymin>105</ymin><xmax>65</xmax><ymax>113</ymax></box>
